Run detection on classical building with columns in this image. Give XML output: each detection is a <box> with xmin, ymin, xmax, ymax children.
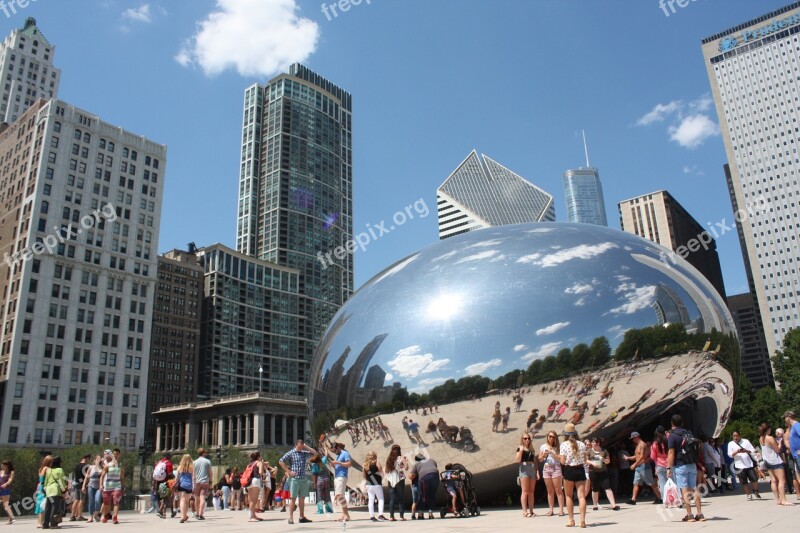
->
<box><xmin>153</xmin><ymin>392</ymin><xmax>309</xmax><ymax>452</ymax></box>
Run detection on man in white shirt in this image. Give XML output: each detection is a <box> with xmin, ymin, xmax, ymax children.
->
<box><xmin>702</xmin><ymin>438</ymin><xmax>720</xmax><ymax>494</ymax></box>
<box><xmin>727</xmin><ymin>431</ymin><xmax>761</xmax><ymax>501</ymax></box>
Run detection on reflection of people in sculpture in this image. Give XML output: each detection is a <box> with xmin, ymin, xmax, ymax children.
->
<box><xmin>502</xmin><ymin>407</ymin><xmax>511</xmax><ymax>432</ymax></box>
<box><xmin>427</xmin><ymin>421</ymin><xmax>441</xmax><ymax>442</ymax></box>
<box><xmin>408</xmin><ymin>420</ymin><xmax>425</xmax><ymax>445</ymax></box>
<box><xmin>402</xmin><ymin>417</ymin><xmax>411</xmax><ymax>438</ymax></box>
<box><xmin>492</xmin><ymin>406</ymin><xmax>502</xmax><ymax>432</ymax></box>
<box><xmin>526</xmin><ymin>409</ymin><xmax>540</xmax><ymax>428</ymax></box>
<box><xmin>547</xmin><ymin>400</ymin><xmax>559</xmax><ymax>420</ymax></box>
<box><xmin>555</xmin><ymin>401</ymin><xmax>569</xmax><ymax>422</ymax></box>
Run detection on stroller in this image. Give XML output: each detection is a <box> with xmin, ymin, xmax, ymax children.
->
<box><xmin>459</xmin><ymin>426</ymin><xmax>476</xmax><ymax>452</ymax></box>
<box><xmin>439</xmin><ymin>463</ymin><xmax>480</xmax><ymax>518</ymax></box>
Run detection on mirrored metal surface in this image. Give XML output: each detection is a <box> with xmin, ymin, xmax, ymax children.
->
<box><xmin>309</xmin><ymin>223</ymin><xmax>738</xmax><ymax>497</ymax></box>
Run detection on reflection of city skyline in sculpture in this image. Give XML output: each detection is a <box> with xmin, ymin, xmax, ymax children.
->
<box><xmin>308</xmin><ymin>223</ymin><xmax>739</xmax><ymax>500</ymax></box>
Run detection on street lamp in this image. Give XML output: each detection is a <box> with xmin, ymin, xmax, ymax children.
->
<box><xmin>258</xmin><ymin>365</ymin><xmax>263</xmax><ymax>393</ymax></box>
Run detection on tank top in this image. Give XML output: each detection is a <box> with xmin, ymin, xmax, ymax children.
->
<box><xmin>0</xmin><ymin>471</ymin><xmax>9</xmax><ymax>489</ymax></box>
<box><xmin>366</xmin><ymin>464</ymin><xmax>382</xmax><ymax>486</ymax></box>
<box><xmin>104</xmin><ymin>464</ymin><xmax>122</xmax><ymax>490</ymax></box>
<box><xmin>88</xmin><ymin>467</ymin><xmax>101</xmax><ymax>489</ymax></box>
<box><xmin>518</xmin><ymin>447</ymin><xmax>535</xmax><ymax>463</ymax></box>
<box><xmin>760</xmin><ymin>438</ymin><xmax>783</xmax><ymax>466</ymax></box>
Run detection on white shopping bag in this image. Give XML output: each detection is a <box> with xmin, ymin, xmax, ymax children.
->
<box><xmin>663</xmin><ymin>478</ymin><xmax>681</xmax><ymax>508</ymax></box>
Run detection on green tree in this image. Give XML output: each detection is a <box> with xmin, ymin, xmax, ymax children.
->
<box><xmin>773</xmin><ymin>328</ymin><xmax>800</xmax><ymax>408</ymax></box>
<box><xmin>589</xmin><ymin>336</ymin><xmax>611</xmax><ymax>367</ymax></box>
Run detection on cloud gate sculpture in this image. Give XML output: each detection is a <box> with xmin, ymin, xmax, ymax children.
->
<box><xmin>309</xmin><ymin>223</ymin><xmax>738</xmax><ymax>500</ymax></box>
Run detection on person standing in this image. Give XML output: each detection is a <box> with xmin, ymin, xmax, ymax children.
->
<box><xmin>777</xmin><ymin>428</ymin><xmax>800</xmax><ymax>500</ymax></box>
<box><xmin>759</xmin><ymin>423</ymin><xmax>791</xmax><ymax>506</ymax></box>
<box><xmin>651</xmin><ymin>427</ymin><xmax>670</xmax><ymax>501</ymax></box>
<box><xmin>516</xmin><ymin>432</ymin><xmax>538</xmax><ymax>517</ymax></box>
<box><xmin>702</xmin><ymin>437</ymin><xmax>721</xmax><ymax>494</ymax></box>
<box><xmin>502</xmin><ymin>407</ymin><xmax>511</xmax><ymax>432</ymax></box>
<box><xmin>310</xmin><ymin>455</ymin><xmax>332</xmax><ymax>514</ymax></box>
<box><xmin>329</xmin><ymin>442</ymin><xmax>351</xmax><ymax>522</ymax></box>
<box><xmin>191</xmin><ymin>448</ymin><xmax>212</xmax><ymax>520</ymax></box>
<box><xmin>99</xmin><ymin>449</ymin><xmax>125</xmax><ymax>524</ymax></box>
<box><xmin>81</xmin><ymin>456</ymin><xmax>103</xmax><ymax>522</ymax></box>
<box><xmin>540</xmin><ymin>431</ymin><xmax>565</xmax><ymax>516</ymax></box>
<box><xmin>410</xmin><ymin>453</ymin><xmax>439</xmax><ymax>520</ymax></box>
<box><xmin>785</xmin><ymin>411</ymin><xmax>800</xmax><ymax>491</ymax></box>
<box><xmin>42</xmin><ymin>456</ymin><xmax>68</xmax><ymax>529</ymax></box>
<box><xmin>588</xmin><ymin>438</ymin><xmax>619</xmax><ymax>511</ymax></box>
<box><xmin>70</xmin><ymin>454</ymin><xmax>90</xmax><ymax>521</ymax></box>
<box><xmin>728</xmin><ymin>430</ymin><xmax>761</xmax><ymax>500</ymax></box>
<box><xmin>174</xmin><ymin>454</ymin><xmax>194</xmax><ymax>523</ymax></box>
<box><xmin>559</xmin><ymin>423</ymin><xmax>588</xmax><ymax>528</ymax></box>
<box><xmin>230</xmin><ymin>467</ymin><xmax>242</xmax><ymax>511</ymax></box>
<box><xmin>667</xmin><ymin>414</ymin><xmax>705</xmax><ymax>522</ymax></box>
<box><xmin>244</xmin><ymin>451</ymin><xmax>264</xmax><ymax>522</ymax></box>
<box><xmin>279</xmin><ymin>439</ymin><xmax>318</xmax><ymax>525</ymax></box>
<box><xmin>218</xmin><ymin>468</ymin><xmax>231</xmax><ymax>511</ymax></box>
<box><xmin>36</xmin><ymin>456</ymin><xmax>53</xmax><ymax>528</ymax></box>
<box><xmin>385</xmin><ymin>444</ymin><xmax>407</xmax><ymax>521</ymax></box>
<box><xmin>363</xmin><ymin>451</ymin><xmax>386</xmax><ymax>522</ymax></box>
<box><xmin>0</xmin><ymin>461</ymin><xmax>15</xmax><ymax>524</ymax></box>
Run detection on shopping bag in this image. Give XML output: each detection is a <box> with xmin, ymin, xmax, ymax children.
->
<box><xmin>663</xmin><ymin>478</ymin><xmax>681</xmax><ymax>508</ymax></box>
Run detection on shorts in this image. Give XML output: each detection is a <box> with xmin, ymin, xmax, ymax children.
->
<box><xmin>589</xmin><ymin>470</ymin><xmax>610</xmax><ymax>492</ymax></box>
<box><xmin>193</xmin><ymin>482</ymin><xmax>209</xmax><ymax>498</ymax></box>
<box><xmin>281</xmin><ymin>489</ymin><xmax>291</xmax><ymax>500</ymax></box>
<box><xmin>765</xmin><ymin>462</ymin><xmax>784</xmax><ymax>471</ymax></box>
<box><xmin>101</xmin><ymin>489</ymin><xmax>123</xmax><ymax>506</ymax></box>
<box><xmin>563</xmin><ymin>465</ymin><xmax>586</xmax><ymax>483</ymax></box>
<box><xmin>249</xmin><ymin>477</ymin><xmax>262</xmax><ymax>489</ymax></box>
<box><xmin>334</xmin><ymin>477</ymin><xmax>348</xmax><ymax>496</ymax></box>
<box><xmin>289</xmin><ymin>477</ymin><xmax>310</xmax><ymax>499</ymax></box>
<box><xmin>674</xmin><ymin>464</ymin><xmax>697</xmax><ymax>490</ymax></box>
<box><xmin>542</xmin><ymin>462</ymin><xmax>562</xmax><ymax>479</ymax></box>
<box><xmin>411</xmin><ymin>484</ymin><xmax>420</xmax><ymax>503</ymax></box>
<box><xmin>518</xmin><ymin>463</ymin><xmax>536</xmax><ymax>479</ymax></box>
<box><xmin>0</xmin><ymin>488</ymin><xmax>10</xmax><ymax>497</ymax></box>
<box><xmin>633</xmin><ymin>464</ymin><xmax>654</xmax><ymax>486</ymax></box>
<box><xmin>72</xmin><ymin>486</ymin><xmax>84</xmax><ymax>501</ymax></box>
<box><xmin>737</xmin><ymin>467</ymin><xmax>758</xmax><ymax>484</ymax></box>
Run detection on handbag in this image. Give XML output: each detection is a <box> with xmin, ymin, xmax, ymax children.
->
<box><xmin>385</xmin><ymin>469</ymin><xmax>400</xmax><ymax>488</ymax></box>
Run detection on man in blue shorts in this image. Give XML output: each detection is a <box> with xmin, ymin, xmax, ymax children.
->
<box><xmin>667</xmin><ymin>414</ymin><xmax>705</xmax><ymax>522</ymax></box>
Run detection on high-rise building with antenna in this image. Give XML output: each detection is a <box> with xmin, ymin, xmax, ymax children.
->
<box><xmin>562</xmin><ymin>131</ymin><xmax>607</xmax><ymax>226</ymax></box>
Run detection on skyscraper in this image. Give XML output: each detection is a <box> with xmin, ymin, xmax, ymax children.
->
<box><xmin>701</xmin><ymin>3</ymin><xmax>800</xmax><ymax>357</ymax></box>
<box><xmin>727</xmin><ymin>292</ymin><xmax>773</xmax><ymax>389</ymax></box>
<box><xmin>437</xmin><ymin>150</ymin><xmax>555</xmax><ymax>239</ymax></box>
<box><xmin>236</xmin><ymin>64</ymin><xmax>353</xmax><ymax>349</ymax></box>
<box><xmin>618</xmin><ymin>190</ymin><xmax>726</xmax><ymax>300</ymax></box>
<box><xmin>563</xmin><ymin>132</ymin><xmax>607</xmax><ymax>226</ymax></box>
<box><xmin>0</xmin><ymin>99</ymin><xmax>165</xmax><ymax>448</ymax></box>
<box><xmin>0</xmin><ymin>18</ymin><xmax>61</xmax><ymax>124</ymax></box>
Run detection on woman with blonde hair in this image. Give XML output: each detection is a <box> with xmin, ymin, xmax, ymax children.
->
<box><xmin>539</xmin><ymin>430</ymin><xmax>565</xmax><ymax>516</ymax></box>
<box><xmin>363</xmin><ymin>451</ymin><xmax>386</xmax><ymax>522</ymax></box>
<box><xmin>516</xmin><ymin>432</ymin><xmax>538</xmax><ymax>517</ymax></box>
<box><xmin>174</xmin><ymin>454</ymin><xmax>194</xmax><ymax>523</ymax></box>
<box><xmin>759</xmin><ymin>423</ymin><xmax>791</xmax><ymax>506</ymax></box>
<box><xmin>559</xmin><ymin>423</ymin><xmax>588</xmax><ymax>528</ymax></box>
<box><xmin>245</xmin><ymin>451</ymin><xmax>264</xmax><ymax>522</ymax></box>
<box><xmin>36</xmin><ymin>455</ymin><xmax>53</xmax><ymax>528</ymax></box>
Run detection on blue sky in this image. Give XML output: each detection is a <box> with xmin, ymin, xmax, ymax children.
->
<box><xmin>3</xmin><ymin>0</ymin><xmax>791</xmax><ymax>293</ymax></box>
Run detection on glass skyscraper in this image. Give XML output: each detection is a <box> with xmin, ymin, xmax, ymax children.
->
<box><xmin>563</xmin><ymin>168</ymin><xmax>608</xmax><ymax>226</ymax></box>
<box><xmin>437</xmin><ymin>150</ymin><xmax>555</xmax><ymax>239</ymax></box>
<box><xmin>235</xmin><ymin>64</ymin><xmax>354</xmax><ymax>356</ymax></box>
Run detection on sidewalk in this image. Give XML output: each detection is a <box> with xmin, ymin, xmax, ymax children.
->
<box><xmin>11</xmin><ymin>490</ymin><xmax>800</xmax><ymax>532</ymax></box>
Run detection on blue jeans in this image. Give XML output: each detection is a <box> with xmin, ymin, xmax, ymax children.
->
<box><xmin>87</xmin><ymin>486</ymin><xmax>101</xmax><ymax>515</ymax></box>
<box><xmin>388</xmin><ymin>479</ymin><xmax>405</xmax><ymax>518</ymax></box>
<box><xmin>221</xmin><ymin>486</ymin><xmax>230</xmax><ymax>510</ymax></box>
<box><xmin>655</xmin><ymin>466</ymin><xmax>669</xmax><ymax>499</ymax></box>
<box><xmin>419</xmin><ymin>474</ymin><xmax>439</xmax><ymax>513</ymax></box>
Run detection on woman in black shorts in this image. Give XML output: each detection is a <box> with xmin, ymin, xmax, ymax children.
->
<box><xmin>559</xmin><ymin>423</ymin><xmax>588</xmax><ymax>528</ymax></box>
<box><xmin>588</xmin><ymin>438</ymin><xmax>619</xmax><ymax>511</ymax></box>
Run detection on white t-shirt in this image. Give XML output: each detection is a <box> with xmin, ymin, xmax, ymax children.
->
<box><xmin>540</xmin><ymin>444</ymin><xmax>559</xmax><ymax>466</ymax></box>
<box><xmin>559</xmin><ymin>440</ymin><xmax>587</xmax><ymax>467</ymax></box>
<box><xmin>728</xmin><ymin>438</ymin><xmax>755</xmax><ymax>470</ymax></box>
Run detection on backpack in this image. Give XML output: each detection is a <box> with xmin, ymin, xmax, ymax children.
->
<box><xmin>231</xmin><ymin>474</ymin><xmax>241</xmax><ymax>490</ymax></box>
<box><xmin>240</xmin><ymin>462</ymin><xmax>257</xmax><ymax>488</ymax></box>
<box><xmin>677</xmin><ymin>429</ymin><xmax>701</xmax><ymax>464</ymax></box>
<box><xmin>157</xmin><ymin>482</ymin><xmax>169</xmax><ymax>499</ymax></box>
<box><xmin>152</xmin><ymin>461</ymin><xmax>167</xmax><ymax>482</ymax></box>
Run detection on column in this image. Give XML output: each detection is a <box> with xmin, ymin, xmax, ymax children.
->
<box><xmin>227</xmin><ymin>417</ymin><xmax>233</xmax><ymax>446</ymax></box>
<box><xmin>270</xmin><ymin>415</ymin><xmax>276</xmax><ymax>446</ymax></box>
<box><xmin>254</xmin><ymin>413</ymin><xmax>263</xmax><ymax>446</ymax></box>
<box><xmin>217</xmin><ymin>418</ymin><xmax>224</xmax><ymax>447</ymax></box>
<box><xmin>245</xmin><ymin>415</ymin><xmax>251</xmax><ymax>445</ymax></box>
<box><xmin>282</xmin><ymin>416</ymin><xmax>288</xmax><ymax>445</ymax></box>
<box><xmin>155</xmin><ymin>425</ymin><xmax>163</xmax><ymax>452</ymax></box>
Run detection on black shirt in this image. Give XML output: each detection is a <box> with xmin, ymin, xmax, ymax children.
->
<box><xmin>668</xmin><ymin>428</ymin><xmax>690</xmax><ymax>466</ymax></box>
<box><xmin>74</xmin><ymin>462</ymin><xmax>87</xmax><ymax>485</ymax></box>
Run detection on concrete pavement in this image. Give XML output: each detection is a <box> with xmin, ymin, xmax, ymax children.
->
<box><xmin>12</xmin><ymin>489</ymin><xmax>800</xmax><ymax>532</ymax></box>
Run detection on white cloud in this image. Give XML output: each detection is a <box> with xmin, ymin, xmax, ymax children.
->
<box><xmin>689</xmin><ymin>95</ymin><xmax>713</xmax><ymax>113</ymax></box>
<box><xmin>574</xmin><ymin>297</ymin><xmax>587</xmax><ymax>307</ymax></box>
<box><xmin>431</xmin><ymin>250</ymin><xmax>457</xmax><ymax>262</ymax></box>
<box><xmin>536</xmin><ymin>321</ymin><xmax>571</xmax><ymax>336</ymax></box>
<box><xmin>456</xmin><ymin>250</ymin><xmax>500</xmax><ymax>264</ymax></box>
<box><xmin>468</xmin><ymin>239</ymin><xmax>503</xmax><ymax>248</ymax></box>
<box><xmin>669</xmin><ymin>114</ymin><xmax>720</xmax><ymax>149</ymax></box>
<box><xmin>521</xmin><ymin>342</ymin><xmax>563</xmax><ymax>362</ymax></box>
<box><xmin>565</xmin><ymin>281</ymin><xmax>596</xmax><ymax>295</ymax></box>
<box><xmin>385</xmin><ymin>373</ymin><xmax>393</xmax><ymax>382</ymax></box>
<box><xmin>387</xmin><ymin>346</ymin><xmax>449</xmax><ymax>379</ymax></box>
<box><xmin>123</xmin><ymin>4</ymin><xmax>152</xmax><ymax>23</ymax></box>
<box><xmin>635</xmin><ymin>100</ymin><xmax>682</xmax><ymax>126</ymax></box>
<box><xmin>464</xmin><ymin>358</ymin><xmax>502</xmax><ymax>376</ymax></box>
<box><xmin>176</xmin><ymin>0</ymin><xmax>319</xmax><ymax>77</ymax></box>
<box><xmin>513</xmin><ymin>344</ymin><xmax>528</xmax><ymax>352</ymax></box>
<box><xmin>607</xmin><ymin>325</ymin><xmax>630</xmax><ymax>339</ymax></box>
<box><xmin>518</xmin><ymin>242</ymin><xmax>617</xmax><ymax>267</ymax></box>
<box><xmin>608</xmin><ymin>284</ymin><xmax>656</xmax><ymax>315</ymax></box>
<box><xmin>418</xmin><ymin>378</ymin><xmax>447</xmax><ymax>388</ymax></box>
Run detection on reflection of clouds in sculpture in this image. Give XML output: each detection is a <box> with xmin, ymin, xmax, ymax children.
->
<box><xmin>565</xmin><ymin>281</ymin><xmax>597</xmax><ymax>295</ymax></box>
<box><xmin>607</xmin><ymin>325</ymin><xmax>630</xmax><ymax>339</ymax></box>
<box><xmin>522</xmin><ymin>341</ymin><xmax>563</xmax><ymax>362</ymax></box>
<box><xmin>432</xmin><ymin>250</ymin><xmax>457</xmax><ymax>263</ymax></box>
<box><xmin>388</xmin><ymin>345</ymin><xmax>449</xmax><ymax>378</ymax></box>
<box><xmin>513</xmin><ymin>344</ymin><xmax>528</xmax><ymax>352</ymax></box>
<box><xmin>417</xmin><ymin>377</ymin><xmax>447</xmax><ymax>388</ymax></box>
<box><xmin>526</xmin><ymin>227</ymin><xmax>556</xmax><ymax>234</ymax></box>
<box><xmin>456</xmin><ymin>250</ymin><xmax>504</xmax><ymax>264</ymax></box>
<box><xmin>385</xmin><ymin>373</ymin><xmax>393</xmax><ymax>381</ymax></box>
<box><xmin>536</xmin><ymin>321</ymin><xmax>571</xmax><ymax>336</ymax></box>
<box><xmin>518</xmin><ymin>242</ymin><xmax>618</xmax><ymax>267</ymax></box>
<box><xmin>464</xmin><ymin>358</ymin><xmax>502</xmax><ymax>376</ymax></box>
<box><xmin>468</xmin><ymin>239</ymin><xmax>503</xmax><ymax>248</ymax></box>
<box><xmin>607</xmin><ymin>283</ymin><xmax>657</xmax><ymax>315</ymax></box>
<box><xmin>372</xmin><ymin>254</ymin><xmax>419</xmax><ymax>284</ymax></box>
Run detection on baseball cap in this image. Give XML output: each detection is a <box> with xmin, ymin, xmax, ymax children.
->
<box><xmin>103</xmin><ymin>449</ymin><xmax>112</xmax><ymax>457</ymax></box>
<box><xmin>629</xmin><ymin>432</ymin><xmax>641</xmax><ymax>439</ymax></box>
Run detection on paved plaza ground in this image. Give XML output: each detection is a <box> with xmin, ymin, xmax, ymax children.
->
<box><xmin>10</xmin><ymin>489</ymin><xmax>800</xmax><ymax>532</ymax></box>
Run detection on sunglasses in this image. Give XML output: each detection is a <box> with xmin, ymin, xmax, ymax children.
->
<box><xmin>547</xmin><ymin>434</ymin><xmax>557</xmax><ymax>438</ymax></box>
<box><xmin>522</xmin><ymin>437</ymin><xmax>531</xmax><ymax>441</ymax></box>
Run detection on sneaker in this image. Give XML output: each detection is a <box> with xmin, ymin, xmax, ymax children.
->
<box><xmin>612</xmin><ymin>506</ymin><xmax>620</xmax><ymax>511</ymax></box>
<box><xmin>287</xmin><ymin>518</ymin><xmax>294</xmax><ymax>525</ymax></box>
<box><xmin>101</xmin><ymin>516</ymin><xmax>108</xmax><ymax>524</ymax></box>
<box><xmin>377</xmin><ymin>516</ymin><xmax>387</xmax><ymax>521</ymax></box>
<box><xmin>299</xmin><ymin>517</ymin><xmax>312</xmax><ymax>523</ymax></box>
<box><xmin>418</xmin><ymin>514</ymin><xmax>425</xmax><ymax>520</ymax></box>
<box><xmin>280</xmin><ymin>508</ymin><xmax>286</xmax><ymax>512</ymax></box>
<box><xmin>755</xmin><ymin>492</ymin><xmax>762</xmax><ymax>500</ymax></box>
<box><xmin>748</xmin><ymin>494</ymin><xmax>754</xmax><ymax>501</ymax></box>
<box><xmin>627</xmin><ymin>500</ymin><xmax>637</xmax><ymax>506</ymax></box>
<box><xmin>695</xmin><ymin>514</ymin><xmax>706</xmax><ymax>522</ymax></box>
<box><xmin>653</xmin><ymin>498</ymin><xmax>663</xmax><ymax>505</ymax></box>
<box><xmin>370</xmin><ymin>517</ymin><xmax>378</xmax><ymax>522</ymax></box>
<box><xmin>682</xmin><ymin>515</ymin><xmax>696</xmax><ymax>522</ymax></box>
<box><xmin>411</xmin><ymin>515</ymin><xmax>416</xmax><ymax>520</ymax></box>
<box><xmin>196</xmin><ymin>516</ymin><xmax>205</xmax><ymax>521</ymax></box>
<box><xmin>113</xmin><ymin>516</ymin><xmax>119</xmax><ymax>525</ymax></box>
